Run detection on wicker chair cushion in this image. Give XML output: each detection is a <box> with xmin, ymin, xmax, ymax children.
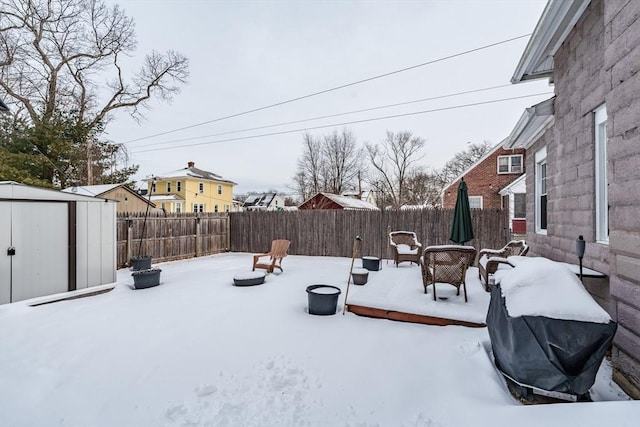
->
<box><xmin>397</xmin><ymin>244</ymin><xmax>419</xmax><ymax>255</ymax></box>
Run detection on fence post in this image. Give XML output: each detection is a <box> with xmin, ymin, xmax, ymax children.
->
<box><xmin>126</xmin><ymin>218</ymin><xmax>133</xmax><ymax>266</ymax></box>
<box><xmin>226</xmin><ymin>214</ymin><xmax>231</xmax><ymax>252</ymax></box>
<box><xmin>195</xmin><ymin>216</ymin><xmax>201</xmax><ymax>258</ymax></box>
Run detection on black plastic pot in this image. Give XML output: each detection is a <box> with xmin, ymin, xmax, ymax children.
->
<box><xmin>131</xmin><ymin>256</ymin><xmax>152</xmax><ymax>271</ymax></box>
<box><xmin>132</xmin><ymin>268</ymin><xmax>161</xmax><ymax>289</ymax></box>
<box><xmin>362</xmin><ymin>256</ymin><xmax>381</xmax><ymax>271</ymax></box>
<box><xmin>233</xmin><ymin>272</ymin><xmax>266</xmax><ymax>286</ymax></box>
<box><xmin>351</xmin><ymin>268</ymin><xmax>369</xmax><ymax>285</ymax></box>
<box><xmin>306</xmin><ymin>285</ymin><xmax>341</xmax><ymax>315</ymax></box>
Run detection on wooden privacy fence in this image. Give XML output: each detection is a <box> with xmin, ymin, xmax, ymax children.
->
<box><xmin>229</xmin><ymin>208</ymin><xmax>511</xmax><ymax>260</ymax></box>
<box><xmin>116</xmin><ymin>212</ymin><xmax>230</xmax><ymax>268</ymax></box>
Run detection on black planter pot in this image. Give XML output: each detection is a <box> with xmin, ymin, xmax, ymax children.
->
<box><xmin>362</xmin><ymin>256</ymin><xmax>381</xmax><ymax>271</ymax></box>
<box><xmin>306</xmin><ymin>285</ymin><xmax>341</xmax><ymax>315</ymax></box>
<box><xmin>132</xmin><ymin>268</ymin><xmax>162</xmax><ymax>289</ymax></box>
<box><xmin>351</xmin><ymin>268</ymin><xmax>369</xmax><ymax>285</ymax></box>
<box><xmin>131</xmin><ymin>256</ymin><xmax>152</xmax><ymax>271</ymax></box>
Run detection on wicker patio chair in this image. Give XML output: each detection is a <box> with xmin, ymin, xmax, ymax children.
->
<box><xmin>252</xmin><ymin>239</ymin><xmax>291</xmax><ymax>273</ymax></box>
<box><xmin>389</xmin><ymin>231</ymin><xmax>422</xmax><ymax>267</ymax></box>
<box><xmin>420</xmin><ymin>245</ymin><xmax>477</xmax><ymax>302</ymax></box>
<box><xmin>477</xmin><ymin>240</ymin><xmax>529</xmax><ymax>291</ymax></box>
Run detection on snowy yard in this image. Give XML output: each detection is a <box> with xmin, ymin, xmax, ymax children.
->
<box><xmin>0</xmin><ymin>253</ymin><xmax>637</xmax><ymax>427</ymax></box>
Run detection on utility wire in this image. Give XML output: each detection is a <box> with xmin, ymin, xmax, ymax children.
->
<box><xmin>130</xmin><ymin>83</ymin><xmax>514</xmax><ymax>149</ymax></box>
<box><xmin>131</xmin><ymin>92</ymin><xmax>552</xmax><ymax>154</ymax></box>
<box><xmin>124</xmin><ymin>34</ymin><xmax>532</xmax><ymax>144</ymax></box>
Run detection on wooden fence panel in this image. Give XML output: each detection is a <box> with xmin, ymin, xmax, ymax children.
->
<box><xmin>229</xmin><ymin>208</ymin><xmax>510</xmax><ymax>259</ymax></box>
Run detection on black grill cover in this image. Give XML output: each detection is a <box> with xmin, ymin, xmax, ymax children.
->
<box><xmin>486</xmin><ymin>284</ymin><xmax>617</xmax><ymax>395</ymax></box>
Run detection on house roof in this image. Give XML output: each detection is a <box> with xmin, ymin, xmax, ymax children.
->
<box><xmin>511</xmin><ymin>0</ymin><xmax>590</xmax><ymax>83</ymax></box>
<box><xmin>499</xmin><ymin>174</ymin><xmax>526</xmax><ymax>196</ymax></box>
<box><xmin>150</xmin><ymin>194</ymin><xmax>184</xmax><ymax>202</ymax></box>
<box><xmin>156</xmin><ymin>162</ymin><xmax>237</xmax><ymax>185</ymax></box>
<box><xmin>62</xmin><ymin>183</ymin><xmax>156</xmax><ymax>207</ymax></box>
<box><xmin>243</xmin><ymin>193</ymin><xmax>278</xmax><ymax>208</ymax></box>
<box><xmin>0</xmin><ymin>99</ymin><xmax>9</xmax><ymax>113</ymax></box>
<box><xmin>504</xmin><ymin>97</ymin><xmax>555</xmax><ymax>149</ymax></box>
<box><xmin>304</xmin><ymin>192</ymin><xmax>379</xmax><ymax>210</ymax></box>
<box><xmin>441</xmin><ymin>140</ymin><xmax>507</xmax><ymax>194</ymax></box>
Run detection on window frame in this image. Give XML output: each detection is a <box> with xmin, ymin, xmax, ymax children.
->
<box><xmin>497</xmin><ymin>154</ymin><xmax>523</xmax><ymax>174</ymax></box>
<box><xmin>594</xmin><ymin>104</ymin><xmax>608</xmax><ymax>243</ymax></box>
<box><xmin>468</xmin><ymin>196</ymin><xmax>483</xmax><ymax>209</ymax></box>
<box><xmin>166</xmin><ymin>182</ymin><xmax>171</xmax><ymax>193</ymax></box>
<box><xmin>535</xmin><ymin>147</ymin><xmax>548</xmax><ymax>234</ymax></box>
<box><xmin>198</xmin><ymin>182</ymin><xmax>204</xmax><ymax>193</ymax></box>
<box><xmin>217</xmin><ymin>184</ymin><xmax>222</xmax><ymax>195</ymax></box>
<box><xmin>513</xmin><ymin>193</ymin><xmax>526</xmax><ymax>219</ymax></box>
<box><xmin>175</xmin><ymin>202</ymin><xmax>182</xmax><ymax>213</ymax></box>
<box><xmin>177</xmin><ymin>181</ymin><xmax>182</xmax><ymax>192</ymax></box>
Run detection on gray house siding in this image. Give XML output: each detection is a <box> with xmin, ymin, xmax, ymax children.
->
<box><xmin>522</xmin><ymin>0</ymin><xmax>640</xmax><ymax>398</ymax></box>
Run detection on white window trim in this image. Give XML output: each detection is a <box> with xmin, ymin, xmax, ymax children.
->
<box><xmin>199</xmin><ymin>182</ymin><xmax>204</xmax><ymax>193</ymax></box>
<box><xmin>217</xmin><ymin>184</ymin><xmax>222</xmax><ymax>195</ymax></box>
<box><xmin>535</xmin><ymin>147</ymin><xmax>547</xmax><ymax>235</ymax></box>
<box><xmin>166</xmin><ymin>182</ymin><xmax>171</xmax><ymax>193</ymax></box>
<box><xmin>595</xmin><ymin>104</ymin><xmax>608</xmax><ymax>244</ymax></box>
<box><xmin>175</xmin><ymin>202</ymin><xmax>182</xmax><ymax>213</ymax></box>
<box><xmin>468</xmin><ymin>196</ymin><xmax>483</xmax><ymax>209</ymax></box>
<box><xmin>497</xmin><ymin>154</ymin><xmax>523</xmax><ymax>174</ymax></box>
<box><xmin>177</xmin><ymin>181</ymin><xmax>182</xmax><ymax>192</ymax></box>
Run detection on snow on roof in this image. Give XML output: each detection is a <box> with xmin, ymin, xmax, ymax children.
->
<box><xmin>149</xmin><ymin>194</ymin><xmax>184</xmax><ymax>202</ymax></box>
<box><xmin>156</xmin><ymin>164</ymin><xmax>236</xmax><ymax>185</ymax></box>
<box><xmin>495</xmin><ymin>256</ymin><xmax>611</xmax><ymax>324</ymax></box>
<box><xmin>243</xmin><ymin>192</ymin><xmax>277</xmax><ymax>208</ymax></box>
<box><xmin>322</xmin><ymin>193</ymin><xmax>378</xmax><ymax>210</ymax></box>
<box><xmin>61</xmin><ymin>184</ymin><xmax>121</xmax><ymax>197</ymax></box>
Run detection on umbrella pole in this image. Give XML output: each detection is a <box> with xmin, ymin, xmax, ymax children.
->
<box><xmin>343</xmin><ymin>236</ymin><xmax>362</xmax><ymax>315</ymax></box>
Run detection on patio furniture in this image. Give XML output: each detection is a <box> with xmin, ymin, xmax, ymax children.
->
<box><xmin>389</xmin><ymin>231</ymin><xmax>422</xmax><ymax>267</ymax></box>
<box><xmin>252</xmin><ymin>239</ymin><xmax>291</xmax><ymax>273</ymax></box>
<box><xmin>477</xmin><ymin>240</ymin><xmax>529</xmax><ymax>291</ymax></box>
<box><xmin>420</xmin><ymin>245</ymin><xmax>477</xmax><ymax>302</ymax></box>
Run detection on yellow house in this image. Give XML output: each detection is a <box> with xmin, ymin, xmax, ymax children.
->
<box><xmin>149</xmin><ymin>161</ymin><xmax>237</xmax><ymax>213</ymax></box>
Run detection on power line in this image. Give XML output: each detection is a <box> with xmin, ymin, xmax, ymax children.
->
<box><xmin>123</xmin><ymin>34</ymin><xmax>532</xmax><ymax>144</ymax></box>
<box><xmin>131</xmin><ymin>92</ymin><xmax>552</xmax><ymax>154</ymax></box>
<box><xmin>130</xmin><ymin>83</ymin><xmax>514</xmax><ymax>149</ymax></box>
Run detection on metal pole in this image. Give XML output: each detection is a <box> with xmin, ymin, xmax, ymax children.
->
<box><xmin>343</xmin><ymin>236</ymin><xmax>362</xmax><ymax>315</ymax></box>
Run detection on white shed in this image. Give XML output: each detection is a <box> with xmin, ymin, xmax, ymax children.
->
<box><xmin>0</xmin><ymin>182</ymin><xmax>117</xmax><ymax>304</ymax></box>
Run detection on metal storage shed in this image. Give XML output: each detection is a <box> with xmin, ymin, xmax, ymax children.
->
<box><xmin>0</xmin><ymin>182</ymin><xmax>117</xmax><ymax>304</ymax></box>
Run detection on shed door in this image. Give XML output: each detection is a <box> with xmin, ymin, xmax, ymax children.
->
<box><xmin>7</xmin><ymin>202</ymin><xmax>68</xmax><ymax>303</ymax></box>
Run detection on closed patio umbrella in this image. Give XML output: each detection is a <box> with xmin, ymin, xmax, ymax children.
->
<box><xmin>449</xmin><ymin>178</ymin><xmax>474</xmax><ymax>244</ymax></box>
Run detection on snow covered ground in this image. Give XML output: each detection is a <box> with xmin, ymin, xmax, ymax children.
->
<box><xmin>0</xmin><ymin>253</ymin><xmax>637</xmax><ymax>427</ymax></box>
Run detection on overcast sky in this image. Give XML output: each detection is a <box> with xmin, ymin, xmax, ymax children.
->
<box><xmin>105</xmin><ymin>0</ymin><xmax>551</xmax><ymax>194</ymax></box>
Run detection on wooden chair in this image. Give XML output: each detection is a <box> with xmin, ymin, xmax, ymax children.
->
<box><xmin>252</xmin><ymin>239</ymin><xmax>291</xmax><ymax>273</ymax></box>
<box><xmin>420</xmin><ymin>245</ymin><xmax>477</xmax><ymax>302</ymax></box>
<box><xmin>477</xmin><ymin>240</ymin><xmax>529</xmax><ymax>291</ymax></box>
<box><xmin>389</xmin><ymin>231</ymin><xmax>422</xmax><ymax>267</ymax></box>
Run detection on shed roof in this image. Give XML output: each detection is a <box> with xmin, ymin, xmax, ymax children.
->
<box><xmin>1</xmin><ymin>181</ymin><xmax>115</xmax><ymax>203</ymax></box>
<box><xmin>61</xmin><ymin>183</ymin><xmax>156</xmax><ymax>207</ymax></box>
<box><xmin>300</xmin><ymin>192</ymin><xmax>378</xmax><ymax>210</ymax></box>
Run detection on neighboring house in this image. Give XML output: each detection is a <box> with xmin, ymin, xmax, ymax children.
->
<box><xmin>442</xmin><ymin>141</ymin><xmax>526</xmax><ymax>210</ymax></box>
<box><xmin>150</xmin><ymin>161</ymin><xmax>237</xmax><ymax>213</ymax></box>
<box><xmin>298</xmin><ymin>192</ymin><xmax>379</xmax><ymax>210</ymax></box>
<box><xmin>498</xmin><ymin>174</ymin><xmax>527</xmax><ymax>235</ymax></box>
<box><xmin>505</xmin><ymin>0</ymin><xmax>640</xmax><ymax>398</ymax></box>
<box><xmin>0</xmin><ymin>99</ymin><xmax>8</xmax><ymax>113</ymax></box>
<box><xmin>242</xmin><ymin>193</ymin><xmax>285</xmax><ymax>211</ymax></box>
<box><xmin>62</xmin><ymin>184</ymin><xmax>157</xmax><ymax>214</ymax></box>
<box><xmin>341</xmin><ymin>189</ymin><xmax>377</xmax><ymax>207</ymax></box>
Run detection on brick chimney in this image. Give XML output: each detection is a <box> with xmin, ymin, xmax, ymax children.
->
<box><xmin>187</xmin><ymin>161</ymin><xmax>195</xmax><ymax>168</ymax></box>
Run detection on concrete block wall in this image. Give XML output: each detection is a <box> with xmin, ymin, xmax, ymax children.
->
<box><xmin>603</xmin><ymin>0</ymin><xmax>640</xmax><ymax>399</ymax></box>
<box><xmin>442</xmin><ymin>147</ymin><xmax>525</xmax><ymax>209</ymax></box>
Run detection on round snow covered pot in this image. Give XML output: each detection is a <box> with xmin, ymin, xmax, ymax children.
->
<box><xmin>233</xmin><ymin>271</ymin><xmax>266</xmax><ymax>286</ymax></box>
<box><xmin>130</xmin><ymin>255</ymin><xmax>152</xmax><ymax>271</ymax></box>
<box><xmin>306</xmin><ymin>285</ymin><xmax>341</xmax><ymax>315</ymax></box>
<box><xmin>351</xmin><ymin>268</ymin><xmax>369</xmax><ymax>285</ymax></box>
<box><xmin>362</xmin><ymin>256</ymin><xmax>381</xmax><ymax>271</ymax></box>
<box><xmin>132</xmin><ymin>268</ymin><xmax>161</xmax><ymax>289</ymax></box>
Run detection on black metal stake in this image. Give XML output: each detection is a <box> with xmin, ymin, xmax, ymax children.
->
<box><xmin>576</xmin><ymin>235</ymin><xmax>585</xmax><ymax>283</ymax></box>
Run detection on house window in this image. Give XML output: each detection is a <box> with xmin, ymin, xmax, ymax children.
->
<box><xmin>595</xmin><ymin>104</ymin><xmax>608</xmax><ymax>243</ymax></box>
<box><xmin>468</xmin><ymin>196</ymin><xmax>483</xmax><ymax>209</ymax></box>
<box><xmin>225</xmin><ymin>205</ymin><xmax>230</xmax><ymax>212</ymax></box>
<box><xmin>167</xmin><ymin>182</ymin><xmax>171</xmax><ymax>193</ymax></box>
<box><xmin>214</xmin><ymin>204</ymin><xmax>219</xmax><ymax>213</ymax></box>
<box><xmin>192</xmin><ymin>203</ymin><xmax>204</xmax><ymax>213</ymax></box>
<box><xmin>498</xmin><ymin>155</ymin><xmax>523</xmax><ymax>174</ymax></box>
<box><xmin>514</xmin><ymin>193</ymin><xmax>526</xmax><ymax>219</ymax></box>
<box><xmin>199</xmin><ymin>182</ymin><xmax>204</xmax><ymax>193</ymax></box>
<box><xmin>151</xmin><ymin>182</ymin><xmax>156</xmax><ymax>193</ymax></box>
<box><xmin>175</xmin><ymin>203</ymin><xmax>182</xmax><ymax>213</ymax></box>
<box><xmin>217</xmin><ymin>184</ymin><xmax>222</xmax><ymax>195</ymax></box>
<box><xmin>177</xmin><ymin>181</ymin><xmax>182</xmax><ymax>192</ymax></box>
<box><xmin>535</xmin><ymin>147</ymin><xmax>547</xmax><ymax>234</ymax></box>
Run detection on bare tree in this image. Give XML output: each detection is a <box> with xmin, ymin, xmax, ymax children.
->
<box><xmin>437</xmin><ymin>141</ymin><xmax>493</xmax><ymax>186</ymax></box>
<box><xmin>0</xmin><ymin>0</ymin><xmax>189</xmax><ymax>184</ymax></box>
<box><xmin>293</xmin><ymin>129</ymin><xmax>362</xmax><ymax>199</ymax></box>
<box><xmin>366</xmin><ymin>131</ymin><xmax>425</xmax><ymax>209</ymax></box>
<box><xmin>404</xmin><ymin>169</ymin><xmax>443</xmax><ymax>207</ymax></box>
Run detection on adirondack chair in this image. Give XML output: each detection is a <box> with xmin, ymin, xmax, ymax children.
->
<box><xmin>252</xmin><ymin>239</ymin><xmax>291</xmax><ymax>273</ymax></box>
<box><xmin>420</xmin><ymin>245</ymin><xmax>477</xmax><ymax>302</ymax></box>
